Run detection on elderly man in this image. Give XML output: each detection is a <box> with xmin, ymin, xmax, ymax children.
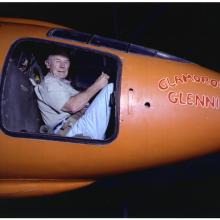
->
<box><xmin>35</xmin><ymin>50</ymin><xmax>113</xmax><ymax>140</ymax></box>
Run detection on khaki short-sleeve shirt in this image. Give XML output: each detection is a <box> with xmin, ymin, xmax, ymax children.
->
<box><xmin>35</xmin><ymin>73</ymin><xmax>79</xmax><ymax>128</ymax></box>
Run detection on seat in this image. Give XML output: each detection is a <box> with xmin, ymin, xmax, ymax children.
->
<box><xmin>1</xmin><ymin>57</ymin><xmax>44</xmax><ymax>133</ymax></box>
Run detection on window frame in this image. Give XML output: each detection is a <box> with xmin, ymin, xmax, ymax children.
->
<box><xmin>0</xmin><ymin>38</ymin><xmax>122</xmax><ymax>145</ymax></box>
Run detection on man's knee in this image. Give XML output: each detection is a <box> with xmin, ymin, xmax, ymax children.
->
<box><xmin>108</xmin><ymin>83</ymin><xmax>113</xmax><ymax>91</ymax></box>
<box><xmin>102</xmin><ymin>83</ymin><xmax>113</xmax><ymax>94</ymax></box>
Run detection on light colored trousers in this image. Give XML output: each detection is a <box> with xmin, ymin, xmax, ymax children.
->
<box><xmin>55</xmin><ymin>83</ymin><xmax>114</xmax><ymax>140</ymax></box>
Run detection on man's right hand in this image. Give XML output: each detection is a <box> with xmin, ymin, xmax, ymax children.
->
<box><xmin>95</xmin><ymin>72</ymin><xmax>110</xmax><ymax>90</ymax></box>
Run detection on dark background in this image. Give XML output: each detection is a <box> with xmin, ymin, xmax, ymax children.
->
<box><xmin>1</xmin><ymin>2</ymin><xmax>220</xmax><ymax>217</ymax></box>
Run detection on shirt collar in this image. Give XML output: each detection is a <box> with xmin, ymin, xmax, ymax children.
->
<box><xmin>47</xmin><ymin>72</ymin><xmax>71</xmax><ymax>85</ymax></box>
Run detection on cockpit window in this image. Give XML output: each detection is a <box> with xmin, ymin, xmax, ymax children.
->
<box><xmin>90</xmin><ymin>35</ymin><xmax>129</xmax><ymax>52</ymax></box>
<box><xmin>129</xmin><ymin>44</ymin><xmax>192</xmax><ymax>63</ymax></box>
<box><xmin>48</xmin><ymin>28</ymin><xmax>191</xmax><ymax>63</ymax></box>
<box><xmin>48</xmin><ymin>28</ymin><xmax>92</xmax><ymax>43</ymax></box>
<box><xmin>0</xmin><ymin>39</ymin><xmax>121</xmax><ymax>144</ymax></box>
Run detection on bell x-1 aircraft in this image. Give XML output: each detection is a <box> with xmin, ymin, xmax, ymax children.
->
<box><xmin>0</xmin><ymin>17</ymin><xmax>219</xmax><ymax>198</ymax></box>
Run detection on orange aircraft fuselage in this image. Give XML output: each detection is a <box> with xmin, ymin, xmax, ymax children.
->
<box><xmin>0</xmin><ymin>18</ymin><xmax>219</xmax><ymax>198</ymax></box>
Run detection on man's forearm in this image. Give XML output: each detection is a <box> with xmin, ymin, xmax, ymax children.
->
<box><xmin>62</xmin><ymin>81</ymin><xmax>102</xmax><ymax>113</ymax></box>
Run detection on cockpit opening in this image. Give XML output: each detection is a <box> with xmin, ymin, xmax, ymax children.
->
<box><xmin>0</xmin><ymin>39</ymin><xmax>121</xmax><ymax>144</ymax></box>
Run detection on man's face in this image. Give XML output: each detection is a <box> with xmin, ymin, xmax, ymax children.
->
<box><xmin>45</xmin><ymin>55</ymin><xmax>70</xmax><ymax>79</ymax></box>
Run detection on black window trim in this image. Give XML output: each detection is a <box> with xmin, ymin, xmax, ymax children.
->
<box><xmin>48</xmin><ymin>28</ymin><xmax>92</xmax><ymax>44</ymax></box>
<box><xmin>47</xmin><ymin>28</ymin><xmax>192</xmax><ymax>63</ymax></box>
<box><xmin>0</xmin><ymin>37</ymin><xmax>122</xmax><ymax>145</ymax></box>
